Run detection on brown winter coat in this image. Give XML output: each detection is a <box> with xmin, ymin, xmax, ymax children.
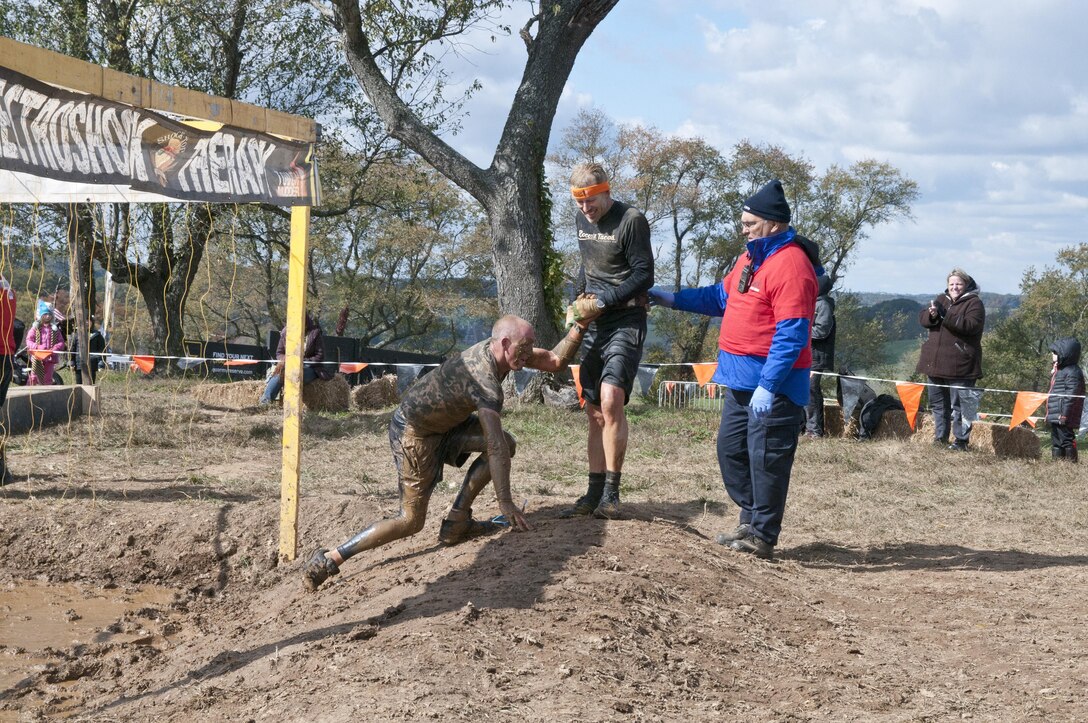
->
<box><xmin>915</xmin><ymin>285</ymin><xmax>985</xmax><ymax>380</ymax></box>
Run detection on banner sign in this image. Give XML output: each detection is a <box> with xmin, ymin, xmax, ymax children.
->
<box><xmin>183</xmin><ymin>341</ymin><xmax>270</xmax><ymax>380</ymax></box>
<box><xmin>0</xmin><ymin>65</ymin><xmax>319</xmax><ymax>206</ymax></box>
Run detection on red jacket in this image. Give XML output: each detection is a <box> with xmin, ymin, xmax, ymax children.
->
<box><xmin>719</xmin><ymin>243</ymin><xmax>816</xmax><ymax>369</ymax></box>
<box><xmin>0</xmin><ymin>288</ymin><xmax>15</xmax><ymax>356</ymax></box>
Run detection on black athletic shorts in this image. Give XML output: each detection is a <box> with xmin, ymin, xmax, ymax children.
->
<box><xmin>578</xmin><ymin>307</ymin><xmax>647</xmax><ymax>406</ymax></box>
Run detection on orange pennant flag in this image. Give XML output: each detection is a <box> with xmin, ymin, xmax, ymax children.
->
<box><xmin>1009</xmin><ymin>391</ymin><xmax>1048</xmax><ymax>429</ymax></box>
<box><xmin>692</xmin><ymin>363</ymin><xmax>716</xmax><ymax>387</ymax></box>
<box><xmin>131</xmin><ymin>355</ymin><xmax>155</xmax><ymax>374</ymax></box>
<box><xmin>29</xmin><ymin>349</ymin><xmax>52</xmax><ymax>360</ymax></box>
<box><xmin>569</xmin><ymin>364</ymin><xmax>585</xmax><ymax>408</ymax></box>
<box><xmin>339</xmin><ymin>362</ymin><xmax>369</xmax><ymax>374</ymax></box>
<box><xmin>895</xmin><ymin>382</ymin><xmax>925</xmax><ymax>430</ymax></box>
<box><xmin>222</xmin><ymin>358</ymin><xmax>258</xmax><ymax>366</ymax></box>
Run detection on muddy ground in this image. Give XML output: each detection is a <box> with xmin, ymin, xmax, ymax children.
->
<box><xmin>1</xmin><ymin>378</ymin><xmax>1087</xmax><ymax>721</ymax></box>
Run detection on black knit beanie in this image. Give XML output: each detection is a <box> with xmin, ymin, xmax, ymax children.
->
<box><xmin>743</xmin><ymin>179</ymin><xmax>791</xmax><ymax>223</ymax></box>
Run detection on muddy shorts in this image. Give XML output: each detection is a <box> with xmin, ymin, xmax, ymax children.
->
<box><xmin>578</xmin><ymin>307</ymin><xmax>647</xmax><ymax>406</ymax></box>
<box><xmin>389</xmin><ymin>408</ymin><xmax>480</xmax><ymax>505</ymax></box>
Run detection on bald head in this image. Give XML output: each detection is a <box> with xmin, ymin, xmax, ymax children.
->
<box><xmin>492</xmin><ymin>314</ymin><xmax>532</xmax><ymax>341</ymax></box>
<box><xmin>491</xmin><ymin>315</ymin><xmax>536</xmax><ymax>374</ymax></box>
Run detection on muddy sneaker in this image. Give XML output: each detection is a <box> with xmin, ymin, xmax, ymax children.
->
<box><xmin>592</xmin><ymin>484</ymin><xmax>622</xmax><ymax>520</ymax></box>
<box><xmin>439</xmin><ymin>517</ymin><xmax>502</xmax><ymax>545</ymax></box>
<box><xmin>714</xmin><ymin>523</ymin><xmax>751</xmax><ymax>545</ymax></box>
<box><xmin>301</xmin><ymin>548</ymin><xmax>339</xmax><ymax>591</ymax></box>
<box><xmin>729</xmin><ymin>534</ymin><xmax>774</xmax><ymax>560</ymax></box>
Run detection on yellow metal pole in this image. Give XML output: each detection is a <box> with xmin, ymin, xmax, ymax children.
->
<box><xmin>279</xmin><ymin>205</ymin><xmax>310</xmax><ymax>562</ymax></box>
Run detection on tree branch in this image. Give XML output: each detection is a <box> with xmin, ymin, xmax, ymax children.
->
<box><xmin>329</xmin><ymin>0</ymin><xmax>494</xmax><ymax>202</ymax></box>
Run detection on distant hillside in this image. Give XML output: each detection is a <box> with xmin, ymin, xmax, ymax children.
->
<box><xmin>849</xmin><ymin>291</ymin><xmax>1018</xmax><ymax>335</ymax></box>
<box><xmin>851</xmin><ymin>291</ymin><xmax>1019</xmax><ymax>312</ymax></box>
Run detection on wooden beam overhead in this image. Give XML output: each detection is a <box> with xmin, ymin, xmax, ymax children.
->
<box><xmin>0</xmin><ymin>36</ymin><xmax>317</xmax><ymax>143</ymax></box>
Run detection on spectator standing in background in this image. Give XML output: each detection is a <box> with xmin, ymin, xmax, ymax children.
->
<box><xmin>1045</xmin><ymin>337</ymin><xmax>1084</xmax><ymax>462</ymax></box>
<box><xmin>26</xmin><ymin>308</ymin><xmax>65</xmax><ymax>386</ymax></box>
<box><xmin>0</xmin><ymin>277</ymin><xmax>16</xmax><ymax>484</ymax></box>
<box><xmin>804</xmin><ymin>273</ymin><xmax>836</xmax><ymax>438</ymax></box>
<box><xmin>916</xmin><ymin>269</ymin><xmax>985</xmax><ymax>451</ymax></box>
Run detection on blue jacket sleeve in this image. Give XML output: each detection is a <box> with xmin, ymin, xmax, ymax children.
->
<box><xmin>759</xmin><ymin>317</ymin><xmax>811</xmax><ymax>392</ymax></box>
<box><xmin>672</xmin><ymin>282</ymin><xmax>727</xmax><ymax>317</ymax></box>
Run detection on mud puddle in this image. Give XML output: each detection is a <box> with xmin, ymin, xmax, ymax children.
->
<box><xmin>0</xmin><ymin>580</ymin><xmax>178</xmax><ymax>699</ymax></box>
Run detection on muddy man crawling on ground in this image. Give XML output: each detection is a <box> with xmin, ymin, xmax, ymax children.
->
<box><xmin>302</xmin><ymin>313</ymin><xmax>597</xmax><ymax>591</ymax></box>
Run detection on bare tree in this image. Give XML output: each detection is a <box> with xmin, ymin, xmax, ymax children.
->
<box><xmin>325</xmin><ymin>0</ymin><xmax>620</xmax><ymax>345</ymax></box>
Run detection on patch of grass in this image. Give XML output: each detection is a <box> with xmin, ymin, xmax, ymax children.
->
<box><xmin>248</xmin><ymin>423</ymin><xmax>281</xmax><ymax>442</ymax></box>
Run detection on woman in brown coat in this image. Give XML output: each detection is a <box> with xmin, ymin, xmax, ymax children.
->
<box><xmin>916</xmin><ymin>268</ymin><xmax>985</xmax><ymax>450</ymax></box>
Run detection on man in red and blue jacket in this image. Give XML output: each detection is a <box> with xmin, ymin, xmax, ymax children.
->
<box><xmin>649</xmin><ymin>180</ymin><xmax>820</xmax><ymax>560</ymax></box>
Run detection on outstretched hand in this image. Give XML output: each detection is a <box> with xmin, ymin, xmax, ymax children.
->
<box><xmin>647</xmin><ymin>287</ymin><xmax>675</xmax><ymax>308</ymax></box>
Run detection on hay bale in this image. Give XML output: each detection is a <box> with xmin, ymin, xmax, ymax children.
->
<box><xmin>909</xmin><ymin>414</ymin><xmax>936</xmax><ymax>447</ymax></box>
<box><xmin>302</xmin><ymin>374</ymin><xmax>350</xmax><ymax>413</ymax></box>
<box><xmin>823</xmin><ymin>402</ymin><xmax>845</xmax><ymax>438</ymax></box>
<box><xmin>192</xmin><ymin>380</ymin><xmax>264</xmax><ymax>409</ymax></box>
<box><xmin>968</xmin><ymin>420</ymin><xmax>1041</xmax><ymax>459</ymax></box>
<box><xmin>352</xmin><ymin>374</ymin><xmax>399</xmax><ymax>410</ymax></box>
<box><xmin>871</xmin><ymin>408</ymin><xmax>915</xmax><ymax>440</ymax></box>
<box><xmin>910</xmin><ymin>415</ymin><xmax>1042</xmax><ymax>459</ymax></box>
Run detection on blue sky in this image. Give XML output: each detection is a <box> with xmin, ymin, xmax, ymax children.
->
<box><xmin>441</xmin><ymin>0</ymin><xmax>1088</xmax><ymax>295</ymax></box>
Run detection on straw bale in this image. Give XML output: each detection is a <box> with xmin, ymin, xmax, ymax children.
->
<box><xmin>909</xmin><ymin>414</ymin><xmax>936</xmax><ymax>447</ymax></box>
<box><xmin>909</xmin><ymin>415</ymin><xmax>1041</xmax><ymax>459</ymax></box>
<box><xmin>302</xmin><ymin>374</ymin><xmax>351</xmax><ymax>413</ymax></box>
<box><xmin>823</xmin><ymin>402</ymin><xmax>845</xmax><ymax>438</ymax></box>
<box><xmin>968</xmin><ymin>421</ymin><xmax>1041</xmax><ymax>459</ymax></box>
<box><xmin>871</xmin><ymin>408</ymin><xmax>915</xmax><ymax>440</ymax></box>
<box><xmin>192</xmin><ymin>380</ymin><xmax>264</xmax><ymax>409</ymax></box>
<box><xmin>352</xmin><ymin>374</ymin><xmax>399</xmax><ymax>410</ymax></box>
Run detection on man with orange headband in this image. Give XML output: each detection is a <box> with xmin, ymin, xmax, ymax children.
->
<box><xmin>562</xmin><ymin>162</ymin><xmax>654</xmax><ymax>520</ymax></box>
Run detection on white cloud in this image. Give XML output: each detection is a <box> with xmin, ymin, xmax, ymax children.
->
<box><xmin>553</xmin><ymin>0</ymin><xmax>1088</xmax><ymax>294</ymax></box>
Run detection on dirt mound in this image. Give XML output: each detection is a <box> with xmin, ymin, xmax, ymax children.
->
<box><xmin>0</xmin><ymin>492</ymin><xmax>838</xmax><ymax>721</ymax></box>
<box><xmin>2</xmin><ymin>384</ymin><xmax>1086</xmax><ymax>720</ymax></box>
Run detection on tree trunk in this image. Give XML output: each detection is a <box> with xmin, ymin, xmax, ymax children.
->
<box><xmin>332</xmin><ymin>0</ymin><xmax>618</xmax><ymax>348</ymax></box>
<box><xmin>485</xmin><ymin>181</ymin><xmax>553</xmax><ymax>340</ymax></box>
<box><xmin>141</xmin><ymin>275</ymin><xmax>190</xmax><ymax>360</ymax></box>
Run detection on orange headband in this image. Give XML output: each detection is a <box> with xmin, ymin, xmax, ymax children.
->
<box><xmin>570</xmin><ymin>181</ymin><xmax>610</xmax><ymax>200</ymax></box>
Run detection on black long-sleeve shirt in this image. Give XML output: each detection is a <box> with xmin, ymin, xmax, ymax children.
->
<box><xmin>574</xmin><ymin>200</ymin><xmax>654</xmax><ymax>307</ymax></box>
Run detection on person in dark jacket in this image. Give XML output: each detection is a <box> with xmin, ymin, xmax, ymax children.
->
<box><xmin>1045</xmin><ymin>337</ymin><xmax>1085</xmax><ymax>462</ymax></box>
<box><xmin>915</xmin><ymin>268</ymin><xmax>985</xmax><ymax>451</ymax></box>
<box><xmin>0</xmin><ymin>276</ymin><xmax>16</xmax><ymax>484</ymax></box>
<box><xmin>260</xmin><ymin>314</ymin><xmax>335</xmax><ymax>405</ymax></box>
<box><xmin>805</xmin><ymin>273</ymin><xmax>836</xmax><ymax>437</ymax></box>
<box><xmin>71</xmin><ymin>316</ymin><xmax>106</xmax><ymax>385</ymax></box>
